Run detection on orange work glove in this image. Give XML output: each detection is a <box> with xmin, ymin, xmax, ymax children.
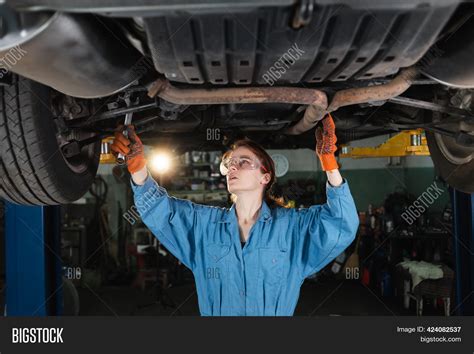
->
<box><xmin>315</xmin><ymin>113</ymin><xmax>339</xmax><ymax>171</ymax></box>
<box><xmin>110</xmin><ymin>125</ymin><xmax>147</xmax><ymax>174</ymax></box>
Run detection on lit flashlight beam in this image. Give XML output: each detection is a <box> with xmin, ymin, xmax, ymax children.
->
<box><xmin>149</xmin><ymin>152</ymin><xmax>172</xmax><ymax>174</ymax></box>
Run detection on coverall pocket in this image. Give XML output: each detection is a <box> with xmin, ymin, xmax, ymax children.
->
<box><xmin>258</xmin><ymin>248</ymin><xmax>285</xmax><ymax>285</ymax></box>
<box><xmin>206</xmin><ymin>243</ymin><xmax>231</xmax><ymax>263</ymax></box>
<box><xmin>205</xmin><ymin>243</ymin><xmax>230</xmax><ymax>311</ymax></box>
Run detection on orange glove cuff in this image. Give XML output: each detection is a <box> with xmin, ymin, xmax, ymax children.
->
<box><xmin>320</xmin><ymin>154</ymin><xmax>339</xmax><ymax>172</ymax></box>
<box><xmin>127</xmin><ymin>155</ymin><xmax>147</xmax><ymax>174</ymax></box>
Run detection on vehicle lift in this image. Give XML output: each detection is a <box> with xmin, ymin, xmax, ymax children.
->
<box><xmin>4</xmin><ymin>204</ymin><xmax>63</xmax><ymax>316</ymax></box>
<box><xmin>339</xmin><ymin>129</ymin><xmax>430</xmax><ymax>158</ymax></box>
<box><xmin>2</xmin><ymin>138</ymin><xmax>116</xmax><ymax>316</ymax></box>
<box><xmin>340</xmin><ymin>129</ymin><xmax>473</xmax><ymax>315</ymax></box>
<box><xmin>2</xmin><ymin>132</ymin><xmax>474</xmax><ymax>315</ymax></box>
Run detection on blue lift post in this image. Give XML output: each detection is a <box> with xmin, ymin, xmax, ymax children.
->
<box><xmin>4</xmin><ymin>202</ymin><xmax>63</xmax><ymax>316</ymax></box>
<box><xmin>450</xmin><ymin>189</ymin><xmax>474</xmax><ymax>316</ymax></box>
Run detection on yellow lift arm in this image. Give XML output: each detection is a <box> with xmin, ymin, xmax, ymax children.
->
<box><xmin>99</xmin><ymin>137</ymin><xmax>116</xmax><ymax>164</ymax></box>
<box><xmin>339</xmin><ymin>129</ymin><xmax>430</xmax><ymax>158</ymax></box>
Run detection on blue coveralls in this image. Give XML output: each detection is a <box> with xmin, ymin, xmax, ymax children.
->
<box><xmin>131</xmin><ymin>174</ymin><xmax>359</xmax><ymax>316</ymax></box>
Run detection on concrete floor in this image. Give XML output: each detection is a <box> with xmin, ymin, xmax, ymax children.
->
<box><xmin>75</xmin><ymin>279</ymin><xmax>447</xmax><ymax>316</ymax></box>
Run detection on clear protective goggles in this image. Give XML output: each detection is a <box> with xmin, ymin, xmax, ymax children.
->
<box><xmin>219</xmin><ymin>156</ymin><xmax>269</xmax><ymax>176</ymax></box>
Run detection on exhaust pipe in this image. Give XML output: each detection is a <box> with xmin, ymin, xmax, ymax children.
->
<box><xmin>284</xmin><ymin>104</ymin><xmax>327</xmax><ymax>135</ymax></box>
<box><xmin>147</xmin><ymin>78</ymin><xmax>329</xmax><ymax>136</ymax></box>
<box><xmin>327</xmin><ymin>67</ymin><xmax>418</xmax><ymax>112</ymax></box>
<box><xmin>147</xmin><ymin>78</ymin><xmax>328</xmax><ymax>106</ymax></box>
<box><xmin>0</xmin><ymin>9</ymin><xmax>144</xmax><ymax>98</ymax></box>
<box><xmin>148</xmin><ymin>67</ymin><xmax>417</xmax><ymax>134</ymax></box>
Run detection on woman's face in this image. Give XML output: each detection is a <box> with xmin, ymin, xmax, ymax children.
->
<box><xmin>225</xmin><ymin>146</ymin><xmax>270</xmax><ymax>195</ymax></box>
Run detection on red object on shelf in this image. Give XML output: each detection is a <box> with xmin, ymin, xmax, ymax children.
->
<box><xmin>361</xmin><ymin>267</ymin><xmax>370</xmax><ymax>286</ymax></box>
<box><xmin>127</xmin><ymin>244</ymin><xmax>157</xmax><ymax>290</ymax></box>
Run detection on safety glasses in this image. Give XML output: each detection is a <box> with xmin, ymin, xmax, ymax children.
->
<box><xmin>219</xmin><ymin>156</ymin><xmax>269</xmax><ymax>176</ymax></box>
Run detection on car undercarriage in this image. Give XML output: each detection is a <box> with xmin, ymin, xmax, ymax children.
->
<box><xmin>1</xmin><ymin>0</ymin><xmax>474</xmax><ymax>204</ymax></box>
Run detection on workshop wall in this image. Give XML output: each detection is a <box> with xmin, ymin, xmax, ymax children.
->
<box><xmin>403</xmin><ymin>156</ymin><xmax>450</xmax><ymax>213</ymax></box>
<box><xmin>96</xmin><ymin>164</ymin><xmax>129</xmax><ymax>233</ymax></box>
<box><xmin>94</xmin><ymin>135</ymin><xmax>450</xmax><ymax>226</ymax></box>
<box><xmin>269</xmin><ymin>135</ymin><xmax>450</xmax><ymax>212</ymax></box>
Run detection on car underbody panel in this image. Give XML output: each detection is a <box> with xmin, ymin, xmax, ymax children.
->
<box><xmin>0</xmin><ymin>0</ymin><xmax>472</xmax><ymax>147</ymax></box>
<box><xmin>143</xmin><ymin>4</ymin><xmax>456</xmax><ymax>85</ymax></box>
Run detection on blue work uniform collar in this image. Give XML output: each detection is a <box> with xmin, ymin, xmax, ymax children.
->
<box><xmin>218</xmin><ymin>200</ymin><xmax>272</xmax><ymax>224</ymax></box>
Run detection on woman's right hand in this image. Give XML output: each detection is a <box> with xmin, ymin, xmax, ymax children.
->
<box><xmin>111</xmin><ymin>125</ymin><xmax>147</xmax><ymax>175</ymax></box>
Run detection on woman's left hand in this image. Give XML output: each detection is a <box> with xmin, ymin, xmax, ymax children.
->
<box><xmin>315</xmin><ymin>113</ymin><xmax>338</xmax><ymax>171</ymax></box>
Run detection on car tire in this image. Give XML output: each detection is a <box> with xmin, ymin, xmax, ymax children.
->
<box><xmin>0</xmin><ymin>75</ymin><xmax>100</xmax><ymax>205</ymax></box>
<box><xmin>426</xmin><ymin>126</ymin><xmax>474</xmax><ymax>194</ymax></box>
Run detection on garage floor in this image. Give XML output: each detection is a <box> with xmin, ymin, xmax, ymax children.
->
<box><xmin>76</xmin><ymin>279</ymin><xmax>444</xmax><ymax>316</ymax></box>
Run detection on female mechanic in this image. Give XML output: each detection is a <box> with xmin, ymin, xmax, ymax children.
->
<box><xmin>111</xmin><ymin>113</ymin><xmax>359</xmax><ymax>316</ymax></box>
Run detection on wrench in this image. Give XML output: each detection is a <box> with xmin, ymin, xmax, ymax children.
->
<box><xmin>116</xmin><ymin>96</ymin><xmax>133</xmax><ymax>165</ymax></box>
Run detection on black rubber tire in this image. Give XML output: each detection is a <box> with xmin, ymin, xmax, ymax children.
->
<box><xmin>0</xmin><ymin>75</ymin><xmax>100</xmax><ymax>205</ymax></box>
<box><xmin>426</xmin><ymin>131</ymin><xmax>474</xmax><ymax>194</ymax></box>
